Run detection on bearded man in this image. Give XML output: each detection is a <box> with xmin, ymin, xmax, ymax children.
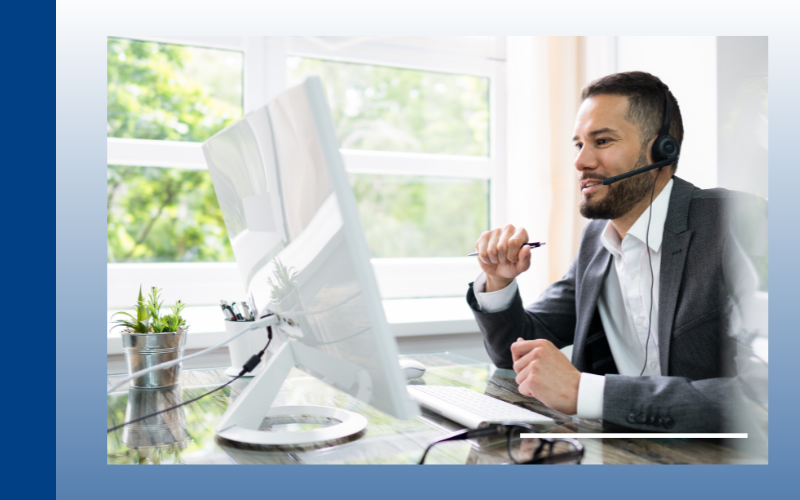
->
<box><xmin>467</xmin><ymin>71</ymin><xmax>765</xmax><ymax>432</ymax></box>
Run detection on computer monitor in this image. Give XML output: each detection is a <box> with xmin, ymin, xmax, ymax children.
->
<box><xmin>202</xmin><ymin>77</ymin><xmax>420</xmax><ymax>445</ymax></box>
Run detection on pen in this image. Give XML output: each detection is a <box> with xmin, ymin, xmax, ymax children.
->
<box><xmin>467</xmin><ymin>242</ymin><xmax>546</xmax><ymax>257</ymax></box>
<box><xmin>220</xmin><ymin>303</ymin><xmax>236</xmax><ymax>321</ymax></box>
<box><xmin>241</xmin><ymin>302</ymin><xmax>252</xmax><ymax>321</ymax></box>
<box><xmin>249</xmin><ymin>292</ymin><xmax>259</xmax><ymax>320</ymax></box>
<box><xmin>225</xmin><ymin>305</ymin><xmax>237</xmax><ymax>321</ymax></box>
<box><xmin>231</xmin><ymin>302</ymin><xmax>244</xmax><ymax>321</ymax></box>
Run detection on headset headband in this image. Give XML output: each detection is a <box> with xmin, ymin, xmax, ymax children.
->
<box><xmin>658</xmin><ymin>85</ymin><xmax>672</xmax><ymax>138</ymax></box>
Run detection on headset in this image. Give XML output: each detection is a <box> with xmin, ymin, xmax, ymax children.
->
<box><xmin>599</xmin><ymin>84</ymin><xmax>680</xmax><ymax>377</ymax></box>
<box><xmin>601</xmin><ymin>85</ymin><xmax>680</xmax><ymax>186</ymax></box>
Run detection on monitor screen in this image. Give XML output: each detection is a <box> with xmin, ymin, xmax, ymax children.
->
<box><xmin>202</xmin><ymin>77</ymin><xmax>418</xmax><ymax>420</ymax></box>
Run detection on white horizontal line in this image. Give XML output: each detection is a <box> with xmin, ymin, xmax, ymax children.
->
<box><xmin>519</xmin><ymin>433</ymin><xmax>748</xmax><ymax>439</ymax></box>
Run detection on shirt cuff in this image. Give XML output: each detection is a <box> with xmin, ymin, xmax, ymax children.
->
<box><xmin>576</xmin><ymin>373</ymin><xmax>605</xmax><ymax>419</ymax></box>
<box><xmin>473</xmin><ymin>273</ymin><xmax>518</xmax><ymax>313</ymax></box>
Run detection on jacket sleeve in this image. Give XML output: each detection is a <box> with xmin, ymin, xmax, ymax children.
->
<box><xmin>602</xmin><ymin>375</ymin><xmax>747</xmax><ymax>432</ymax></box>
<box><xmin>467</xmin><ymin>257</ymin><xmax>579</xmax><ymax>369</ymax></box>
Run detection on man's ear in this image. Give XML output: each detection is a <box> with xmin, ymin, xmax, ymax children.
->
<box><xmin>644</xmin><ymin>134</ymin><xmax>658</xmax><ymax>163</ymax></box>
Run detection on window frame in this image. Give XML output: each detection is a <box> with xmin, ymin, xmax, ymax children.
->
<box><xmin>106</xmin><ymin>36</ymin><xmax>507</xmax><ymax>309</ymax></box>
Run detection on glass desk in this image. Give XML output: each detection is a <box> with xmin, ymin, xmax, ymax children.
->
<box><xmin>107</xmin><ymin>353</ymin><xmax>766</xmax><ymax>465</ymax></box>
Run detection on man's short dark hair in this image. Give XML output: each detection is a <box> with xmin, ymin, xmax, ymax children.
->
<box><xmin>581</xmin><ymin>71</ymin><xmax>684</xmax><ymax>172</ymax></box>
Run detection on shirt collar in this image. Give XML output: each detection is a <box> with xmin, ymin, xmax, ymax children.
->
<box><xmin>627</xmin><ymin>177</ymin><xmax>674</xmax><ymax>252</ymax></box>
<box><xmin>599</xmin><ymin>178</ymin><xmax>674</xmax><ymax>255</ymax></box>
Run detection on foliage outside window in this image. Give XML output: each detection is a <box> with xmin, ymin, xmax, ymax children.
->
<box><xmin>107</xmin><ymin>166</ymin><xmax>234</xmax><ymax>263</ymax></box>
<box><xmin>107</xmin><ymin>38</ymin><xmax>243</xmax><ymax>142</ymax></box>
<box><xmin>287</xmin><ymin>56</ymin><xmax>490</xmax><ymax>156</ymax></box>
<box><xmin>350</xmin><ymin>174</ymin><xmax>489</xmax><ymax>258</ymax></box>
<box><xmin>107</xmin><ymin>38</ymin><xmax>242</xmax><ymax>263</ymax></box>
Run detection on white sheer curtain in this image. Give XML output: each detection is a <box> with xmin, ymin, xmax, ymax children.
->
<box><xmin>505</xmin><ymin>36</ymin><xmax>591</xmax><ymax>301</ymax></box>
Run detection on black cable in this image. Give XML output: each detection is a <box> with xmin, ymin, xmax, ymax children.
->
<box><xmin>639</xmin><ymin>169</ymin><xmax>661</xmax><ymax>376</ymax></box>
<box><xmin>107</xmin><ymin>326</ymin><xmax>273</xmax><ymax>434</ymax></box>
<box><xmin>107</xmin><ymin>406</ymin><xmax>123</xmax><ymax>442</ymax></box>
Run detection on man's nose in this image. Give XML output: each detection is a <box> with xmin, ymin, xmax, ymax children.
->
<box><xmin>574</xmin><ymin>144</ymin><xmax>598</xmax><ymax>172</ymax></box>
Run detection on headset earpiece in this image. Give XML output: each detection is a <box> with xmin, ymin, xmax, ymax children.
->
<box><xmin>651</xmin><ymin>85</ymin><xmax>679</xmax><ymax>163</ymax></box>
<box><xmin>652</xmin><ymin>134</ymin><xmax>679</xmax><ymax>162</ymax></box>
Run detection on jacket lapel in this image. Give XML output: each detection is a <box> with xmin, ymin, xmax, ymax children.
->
<box><xmin>574</xmin><ymin>249</ymin><xmax>612</xmax><ymax>372</ymax></box>
<box><xmin>658</xmin><ymin>177</ymin><xmax>695</xmax><ymax>374</ymax></box>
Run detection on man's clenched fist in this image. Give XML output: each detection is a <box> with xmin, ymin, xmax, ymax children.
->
<box><xmin>511</xmin><ymin>338</ymin><xmax>581</xmax><ymax>415</ymax></box>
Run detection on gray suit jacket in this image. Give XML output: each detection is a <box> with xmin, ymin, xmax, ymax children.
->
<box><xmin>467</xmin><ymin>176</ymin><xmax>766</xmax><ymax>432</ymax></box>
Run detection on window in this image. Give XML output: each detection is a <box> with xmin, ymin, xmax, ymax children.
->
<box><xmin>286</xmin><ymin>56</ymin><xmax>492</xmax><ymax>258</ymax></box>
<box><xmin>283</xmin><ymin>37</ymin><xmax>506</xmax><ymax>298</ymax></box>
<box><xmin>107</xmin><ymin>36</ymin><xmax>505</xmax><ymax>309</ymax></box>
<box><xmin>107</xmin><ymin>37</ymin><xmax>242</xmax><ymax>267</ymax></box>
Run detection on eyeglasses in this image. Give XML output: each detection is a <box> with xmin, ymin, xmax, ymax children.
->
<box><xmin>417</xmin><ymin>423</ymin><xmax>584</xmax><ymax>465</ymax></box>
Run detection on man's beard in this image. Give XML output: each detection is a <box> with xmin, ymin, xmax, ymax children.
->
<box><xmin>579</xmin><ymin>150</ymin><xmax>655</xmax><ymax>220</ymax></box>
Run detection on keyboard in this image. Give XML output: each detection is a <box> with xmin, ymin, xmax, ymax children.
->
<box><xmin>408</xmin><ymin>385</ymin><xmax>554</xmax><ymax>429</ymax></box>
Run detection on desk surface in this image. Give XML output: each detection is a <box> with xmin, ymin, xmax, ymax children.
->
<box><xmin>107</xmin><ymin>353</ymin><xmax>765</xmax><ymax>465</ymax></box>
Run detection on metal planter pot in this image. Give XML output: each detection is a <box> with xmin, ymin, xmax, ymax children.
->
<box><xmin>121</xmin><ymin>330</ymin><xmax>188</xmax><ymax>388</ymax></box>
<box><xmin>121</xmin><ymin>385</ymin><xmax>190</xmax><ymax>450</ymax></box>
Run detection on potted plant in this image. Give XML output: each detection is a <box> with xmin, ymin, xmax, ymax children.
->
<box><xmin>266</xmin><ymin>258</ymin><xmax>307</xmax><ymax>338</ymax></box>
<box><xmin>266</xmin><ymin>258</ymin><xmax>300</xmax><ymax>308</ymax></box>
<box><xmin>111</xmin><ymin>286</ymin><xmax>188</xmax><ymax>388</ymax></box>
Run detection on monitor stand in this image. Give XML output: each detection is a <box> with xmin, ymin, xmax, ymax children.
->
<box><xmin>215</xmin><ymin>341</ymin><xmax>370</xmax><ymax>446</ymax></box>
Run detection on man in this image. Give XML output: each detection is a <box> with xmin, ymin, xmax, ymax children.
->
<box><xmin>467</xmin><ymin>71</ymin><xmax>764</xmax><ymax>432</ymax></box>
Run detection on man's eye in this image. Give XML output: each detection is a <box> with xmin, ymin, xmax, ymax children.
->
<box><xmin>596</xmin><ymin>138</ymin><xmax>609</xmax><ymax>145</ymax></box>
<box><xmin>574</xmin><ymin>143</ymin><xmax>583</xmax><ymax>151</ymax></box>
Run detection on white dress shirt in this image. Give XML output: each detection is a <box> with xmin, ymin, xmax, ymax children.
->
<box><xmin>474</xmin><ymin>179</ymin><xmax>674</xmax><ymax>419</ymax></box>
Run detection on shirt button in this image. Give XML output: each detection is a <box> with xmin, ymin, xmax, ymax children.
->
<box><xmin>629</xmin><ymin>272</ymin><xmax>636</xmax><ymax>279</ymax></box>
<box><xmin>650</xmin><ymin>361</ymin><xmax>658</xmax><ymax>370</ymax></box>
<box><xmin>635</xmin><ymin>317</ymin><xmax>644</xmax><ymax>325</ymax></box>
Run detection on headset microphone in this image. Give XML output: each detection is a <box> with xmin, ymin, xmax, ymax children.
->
<box><xmin>601</xmin><ymin>157</ymin><xmax>676</xmax><ymax>185</ymax></box>
<box><xmin>602</xmin><ymin>85</ymin><xmax>680</xmax><ymax>186</ymax></box>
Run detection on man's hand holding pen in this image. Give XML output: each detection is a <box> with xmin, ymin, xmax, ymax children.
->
<box><xmin>473</xmin><ymin>224</ymin><xmax>542</xmax><ymax>293</ymax></box>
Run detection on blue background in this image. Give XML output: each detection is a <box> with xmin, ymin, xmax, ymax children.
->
<box><xmin>52</xmin><ymin>2</ymin><xmax>797</xmax><ymax>499</ymax></box>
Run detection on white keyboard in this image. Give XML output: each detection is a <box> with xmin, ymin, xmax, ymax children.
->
<box><xmin>408</xmin><ymin>385</ymin><xmax>554</xmax><ymax>429</ymax></box>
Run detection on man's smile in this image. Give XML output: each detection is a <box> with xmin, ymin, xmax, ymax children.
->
<box><xmin>580</xmin><ymin>178</ymin><xmax>606</xmax><ymax>195</ymax></box>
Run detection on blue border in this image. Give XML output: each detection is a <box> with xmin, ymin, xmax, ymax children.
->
<box><xmin>11</xmin><ymin>0</ymin><xmax>53</xmax><ymax>497</ymax></box>
<box><xmin>56</xmin><ymin>7</ymin><xmax>798</xmax><ymax>500</ymax></box>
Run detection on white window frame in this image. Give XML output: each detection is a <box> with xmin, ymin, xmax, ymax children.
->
<box><xmin>107</xmin><ymin>36</ymin><xmax>507</xmax><ymax>309</ymax></box>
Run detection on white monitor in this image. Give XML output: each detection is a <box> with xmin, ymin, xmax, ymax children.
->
<box><xmin>202</xmin><ymin>77</ymin><xmax>420</xmax><ymax>445</ymax></box>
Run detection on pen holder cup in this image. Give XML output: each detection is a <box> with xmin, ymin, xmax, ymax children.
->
<box><xmin>121</xmin><ymin>331</ymin><xmax>187</xmax><ymax>388</ymax></box>
<box><xmin>225</xmin><ymin>320</ymin><xmax>269</xmax><ymax>377</ymax></box>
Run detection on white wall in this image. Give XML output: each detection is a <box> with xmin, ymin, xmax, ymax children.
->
<box><xmin>617</xmin><ymin>36</ymin><xmax>718</xmax><ymax>189</ymax></box>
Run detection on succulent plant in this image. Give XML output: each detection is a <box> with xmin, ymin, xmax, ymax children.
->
<box><xmin>266</xmin><ymin>258</ymin><xmax>299</xmax><ymax>303</ymax></box>
<box><xmin>111</xmin><ymin>286</ymin><xmax>187</xmax><ymax>333</ymax></box>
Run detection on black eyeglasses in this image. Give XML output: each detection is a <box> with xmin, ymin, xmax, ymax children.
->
<box><xmin>418</xmin><ymin>423</ymin><xmax>584</xmax><ymax>465</ymax></box>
